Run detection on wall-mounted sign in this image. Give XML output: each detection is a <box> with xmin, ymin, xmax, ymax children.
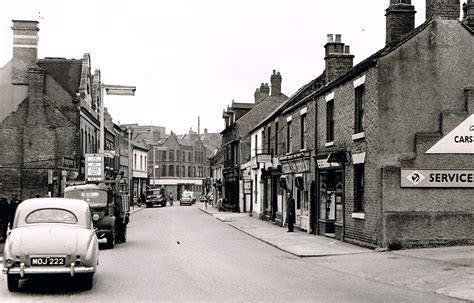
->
<box><xmin>257</xmin><ymin>154</ymin><xmax>272</xmax><ymax>163</ymax></box>
<box><xmin>85</xmin><ymin>153</ymin><xmax>104</xmax><ymax>182</ymax></box>
<box><xmin>426</xmin><ymin>114</ymin><xmax>474</xmax><ymax>154</ymax></box>
<box><xmin>243</xmin><ymin>180</ymin><xmax>252</xmax><ymax>194</ymax></box>
<box><xmin>401</xmin><ymin>169</ymin><xmax>474</xmax><ymax>188</ymax></box>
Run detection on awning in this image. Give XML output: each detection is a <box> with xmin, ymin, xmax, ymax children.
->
<box><xmin>327</xmin><ymin>151</ymin><xmax>348</xmax><ymax>163</ymax></box>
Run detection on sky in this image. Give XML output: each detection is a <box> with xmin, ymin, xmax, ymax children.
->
<box><xmin>1</xmin><ymin>0</ymin><xmax>433</xmax><ymax>135</ymax></box>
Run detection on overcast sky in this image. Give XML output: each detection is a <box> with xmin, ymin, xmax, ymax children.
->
<box><xmin>1</xmin><ymin>0</ymin><xmax>433</xmax><ymax>135</ymax></box>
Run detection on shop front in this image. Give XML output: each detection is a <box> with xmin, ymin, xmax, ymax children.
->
<box><xmin>223</xmin><ymin>168</ymin><xmax>239</xmax><ymax>211</ymax></box>
<box><xmin>279</xmin><ymin>151</ymin><xmax>311</xmax><ymax>231</ymax></box>
<box><xmin>315</xmin><ymin>153</ymin><xmax>345</xmax><ymax>239</ymax></box>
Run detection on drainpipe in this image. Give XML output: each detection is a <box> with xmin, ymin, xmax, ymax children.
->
<box><xmin>313</xmin><ymin>96</ymin><xmax>319</xmax><ymax>235</ymax></box>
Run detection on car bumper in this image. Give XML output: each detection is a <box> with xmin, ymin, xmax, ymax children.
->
<box><xmin>4</xmin><ymin>264</ymin><xmax>95</xmax><ymax>277</ymax></box>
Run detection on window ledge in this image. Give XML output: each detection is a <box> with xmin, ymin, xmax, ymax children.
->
<box><xmin>352</xmin><ymin>212</ymin><xmax>365</xmax><ymax>220</ymax></box>
<box><xmin>325</xmin><ymin>141</ymin><xmax>334</xmax><ymax>147</ymax></box>
<box><xmin>352</xmin><ymin>132</ymin><xmax>365</xmax><ymax>141</ymax></box>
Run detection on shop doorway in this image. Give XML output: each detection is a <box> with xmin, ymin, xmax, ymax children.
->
<box><xmin>319</xmin><ymin>170</ymin><xmax>343</xmax><ymax>236</ymax></box>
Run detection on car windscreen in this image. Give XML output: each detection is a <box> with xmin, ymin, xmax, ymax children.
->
<box><xmin>182</xmin><ymin>193</ymin><xmax>192</xmax><ymax>197</ymax></box>
<box><xmin>65</xmin><ymin>190</ymin><xmax>107</xmax><ymax>207</ymax></box>
<box><xmin>26</xmin><ymin>208</ymin><xmax>77</xmax><ymax>224</ymax></box>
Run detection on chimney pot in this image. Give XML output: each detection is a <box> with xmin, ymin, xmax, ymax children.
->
<box><xmin>335</xmin><ymin>34</ymin><xmax>342</xmax><ymax>43</ymax></box>
<box><xmin>344</xmin><ymin>45</ymin><xmax>350</xmax><ymax>53</ymax></box>
<box><xmin>327</xmin><ymin>34</ymin><xmax>334</xmax><ymax>43</ymax></box>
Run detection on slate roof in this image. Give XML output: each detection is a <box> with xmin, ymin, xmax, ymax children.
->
<box><xmin>37</xmin><ymin>58</ymin><xmax>83</xmax><ymax>97</ymax></box>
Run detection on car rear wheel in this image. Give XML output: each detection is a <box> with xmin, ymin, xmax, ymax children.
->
<box><xmin>7</xmin><ymin>274</ymin><xmax>19</xmax><ymax>292</ymax></box>
<box><xmin>80</xmin><ymin>273</ymin><xmax>93</xmax><ymax>290</ymax></box>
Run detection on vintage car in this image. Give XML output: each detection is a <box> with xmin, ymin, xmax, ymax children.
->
<box><xmin>180</xmin><ymin>191</ymin><xmax>195</xmax><ymax>206</ymax></box>
<box><xmin>2</xmin><ymin>198</ymin><xmax>99</xmax><ymax>292</ymax></box>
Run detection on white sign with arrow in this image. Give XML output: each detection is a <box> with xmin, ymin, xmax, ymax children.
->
<box><xmin>426</xmin><ymin>114</ymin><xmax>474</xmax><ymax>154</ymax></box>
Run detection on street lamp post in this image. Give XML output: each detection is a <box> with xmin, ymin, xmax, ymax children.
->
<box><xmin>99</xmin><ymin>83</ymin><xmax>136</xmax><ymax>206</ymax></box>
<box><xmin>99</xmin><ymin>84</ymin><xmax>136</xmax><ymax>154</ymax></box>
<box><xmin>128</xmin><ymin>127</ymin><xmax>133</xmax><ymax>208</ymax></box>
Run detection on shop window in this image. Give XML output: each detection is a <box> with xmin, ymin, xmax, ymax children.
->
<box><xmin>319</xmin><ymin>170</ymin><xmax>343</xmax><ymax>221</ymax></box>
<box><xmin>326</xmin><ymin>100</ymin><xmax>334</xmax><ymax>142</ymax></box>
<box><xmin>354</xmin><ymin>164</ymin><xmax>365</xmax><ymax>212</ymax></box>
<box><xmin>354</xmin><ymin>85</ymin><xmax>365</xmax><ymax>134</ymax></box>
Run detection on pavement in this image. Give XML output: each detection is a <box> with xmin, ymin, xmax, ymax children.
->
<box><xmin>199</xmin><ymin>204</ymin><xmax>474</xmax><ymax>302</ymax></box>
<box><xmin>0</xmin><ymin>204</ymin><xmax>472</xmax><ymax>302</ymax></box>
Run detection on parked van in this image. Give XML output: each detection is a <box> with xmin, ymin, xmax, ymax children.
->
<box><xmin>180</xmin><ymin>191</ymin><xmax>195</xmax><ymax>206</ymax></box>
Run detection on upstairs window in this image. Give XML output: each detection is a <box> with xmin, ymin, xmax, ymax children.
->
<box><xmin>267</xmin><ymin>126</ymin><xmax>271</xmax><ymax>154</ymax></box>
<box><xmin>326</xmin><ymin>100</ymin><xmax>334</xmax><ymax>142</ymax></box>
<box><xmin>300</xmin><ymin>113</ymin><xmax>307</xmax><ymax>150</ymax></box>
<box><xmin>274</xmin><ymin>121</ymin><xmax>279</xmax><ymax>155</ymax></box>
<box><xmin>355</xmin><ymin>85</ymin><xmax>365</xmax><ymax>134</ymax></box>
<box><xmin>286</xmin><ymin>119</ymin><xmax>292</xmax><ymax>154</ymax></box>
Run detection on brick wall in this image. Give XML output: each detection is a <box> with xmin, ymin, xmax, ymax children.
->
<box><xmin>315</xmin><ymin>67</ymin><xmax>380</xmax><ymax>247</ymax></box>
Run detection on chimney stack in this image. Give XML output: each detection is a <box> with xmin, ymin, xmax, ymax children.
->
<box><xmin>426</xmin><ymin>0</ymin><xmax>460</xmax><ymax>21</ymax></box>
<box><xmin>463</xmin><ymin>0</ymin><xmax>474</xmax><ymax>27</ymax></box>
<box><xmin>385</xmin><ymin>0</ymin><xmax>416</xmax><ymax>45</ymax></box>
<box><xmin>254</xmin><ymin>87</ymin><xmax>260</xmax><ymax>103</ymax></box>
<box><xmin>12</xmin><ymin>20</ymin><xmax>39</xmax><ymax>84</ymax></box>
<box><xmin>255</xmin><ymin>83</ymin><xmax>269</xmax><ymax>103</ymax></box>
<box><xmin>324</xmin><ymin>34</ymin><xmax>354</xmax><ymax>84</ymax></box>
<box><xmin>270</xmin><ymin>70</ymin><xmax>282</xmax><ymax>97</ymax></box>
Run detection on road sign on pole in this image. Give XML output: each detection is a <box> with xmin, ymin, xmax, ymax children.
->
<box><xmin>85</xmin><ymin>153</ymin><xmax>104</xmax><ymax>182</ymax></box>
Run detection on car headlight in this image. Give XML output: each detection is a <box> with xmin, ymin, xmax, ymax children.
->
<box><xmin>4</xmin><ymin>258</ymin><xmax>14</xmax><ymax>268</ymax></box>
<box><xmin>93</xmin><ymin>213</ymin><xmax>100</xmax><ymax>221</ymax></box>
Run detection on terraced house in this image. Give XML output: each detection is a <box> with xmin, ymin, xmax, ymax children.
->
<box><xmin>247</xmin><ymin>0</ymin><xmax>473</xmax><ymax>249</ymax></box>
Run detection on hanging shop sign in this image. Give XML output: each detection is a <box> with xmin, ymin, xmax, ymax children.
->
<box><xmin>401</xmin><ymin>169</ymin><xmax>474</xmax><ymax>188</ymax></box>
<box><xmin>243</xmin><ymin>180</ymin><xmax>252</xmax><ymax>194</ymax></box>
<box><xmin>426</xmin><ymin>114</ymin><xmax>474</xmax><ymax>154</ymax></box>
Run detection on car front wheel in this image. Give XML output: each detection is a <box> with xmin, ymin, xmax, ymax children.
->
<box><xmin>7</xmin><ymin>274</ymin><xmax>19</xmax><ymax>292</ymax></box>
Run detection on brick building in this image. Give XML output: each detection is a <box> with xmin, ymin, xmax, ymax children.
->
<box><xmin>148</xmin><ymin>128</ymin><xmax>216</xmax><ymax>201</ymax></box>
<box><xmin>245</xmin><ymin>0</ymin><xmax>473</xmax><ymax>249</ymax></box>
<box><xmin>0</xmin><ymin>20</ymin><xmax>126</xmax><ymax>200</ymax></box>
<box><xmin>221</xmin><ymin>71</ymin><xmax>288</xmax><ymax>212</ymax></box>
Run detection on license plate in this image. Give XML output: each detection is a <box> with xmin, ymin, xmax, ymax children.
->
<box><xmin>30</xmin><ymin>257</ymin><xmax>66</xmax><ymax>266</ymax></box>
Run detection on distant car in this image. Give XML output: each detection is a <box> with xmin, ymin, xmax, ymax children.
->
<box><xmin>199</xmin><ymin>195</ymin><xmax>207</xmax><ymax>202</ymax></box>
<box><xmin>180</xmin><ymin>191</ymin><xmax>195</xmax><ymax>206</ymax></box>
<box><xmin>2</xmin><ymin>198</ymin><xmax>99</xmax><ymax>292</ymax></box>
